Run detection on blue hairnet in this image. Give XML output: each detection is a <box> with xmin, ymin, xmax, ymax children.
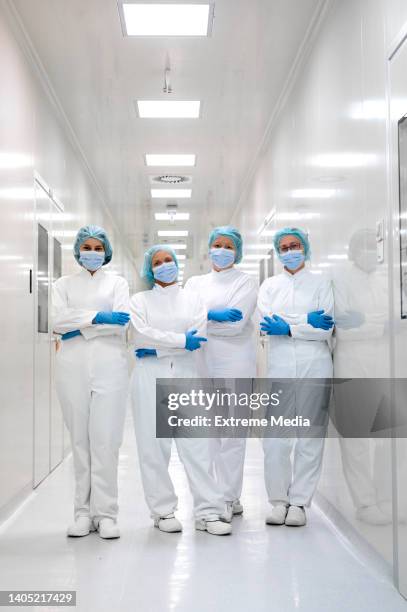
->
<box><xmin>73</xmin><ymin>225</ymin><xmax>113</xmax><ymax>265</ymax></box>
<box><xmin>273</xmin><ymin>227</ymin><xmax>311</xmax><ymax>261</ymax></box>
<box><xmin>141</xmin><ymin>244</ymin><xmax>179</xmax><ymax>287</ymax></box>
<box><xmin>208</xmin><ymin>226</ymin><xmax>243</xmax><ymax>264</ymax></box>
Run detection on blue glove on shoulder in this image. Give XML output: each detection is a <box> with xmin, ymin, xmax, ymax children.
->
<box><xmin>260</xmin><ymin>315</ymin><xmax>290</xmax><ymax>336</ymax></box>
<box><xmin>93</xmin><ymin>311</ymin><xmax>130</xmax><ymax>326</ymax></box>
<box><xmin>61</xmin><ymin>329</ymin><xmax>82</xmax><ymax>341</ymax></box>
<box><xmin>135</xmin><ymin>348</ymin><xmax>157</xmax><ymax>359</ymax></box>
<box><xmin>185</xmin><ymin>329</ymin><xmax>207</xmax><ymax>351</ymax></box>
<box><xmin>208</xmin><ymin>308</ymin><xmax>243</xmax><ymax>322</ymax></box>
<box><xmin>307</xmin><ymin>310</ymin><xmax>334</xmax><ymax>330</ymax></box>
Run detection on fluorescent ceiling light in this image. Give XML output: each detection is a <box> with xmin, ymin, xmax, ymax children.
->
<box><xmin>242</xmin><ymin>254</ymin><xmax>271</xmax><ymax>261</ymax></box>
<box><xmin>158</xmin><ymin>230</ymin><xmax>189</xmax><ymax>237</ymax></box>
<box><xmin>0</xmin><ymin>152</ymin><xmax>32</xmax><ymax>169</ymax></box>
<box><xmin>137</xmin><ymin>101</ymin><xmax>200</xmax><ymax>118</ymax></box>
<box><xmin>146</xmin><ymin>154</ymin><xmax>196</xmax><ymax>167</ymax></box>
<box><xmin>176</xmin><ymin>254</ymin><xmax>186</xmax><ymax>260</ymax></box>
<box><xmin>155</xmin><ymin>212</ymin><xmax>190</xmax><ymax>221</ymax></box>
<box><xmin>166</xmin><ymin>243</ymin><xmax>187</xmax><ymax>250</ymax></box>
<box><xmin>276</xmin><ymin>212</ymin><xmax>320</xmax><ymax>221</ymax></box>
<box><xmin>151</xmin><ymin>189</ymin><xmax>192</xmax><ymax>199</ymax></box>
<box><xmin>121</xmin><ymin>3</ymin><xmax>211</xmax><ymax>36</ymax></box>
<box><xmin>246</xmin><ymin>244</ymin><xmax>273</xmax><ymax>249</ymax></box>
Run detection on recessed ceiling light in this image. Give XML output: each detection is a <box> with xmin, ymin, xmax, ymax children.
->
<box><xmin>137</xmin><ymin>101</ymin><xmax>200</xmax><ymax>118</ymax></box>
<box><xmin>167</xmin><ymin>243</ymin><xmax>187</xmax><ymax>250</ymax></box>
<box><xmin>120</xmin><ymin>3</ymin><xmax>212</xmax><ymax>37</ymax></box>
<box><xmin>151</xmin><ymin>189</ymin><xmax>192</xmax><ymax>199</ymax></box>
<box><xmin>158</xmin><ymin>230</ymin><xmax>189</xmax><ymax>237</ymax></box>
<box><xmin>155</xmin><ymin>212</ymin><xmax>190</xmax><ymax>221</ymax></box>
<box><xmin>146</xmin><ymin>154</ymin><xmax>196</xmax><ymax>167</ymax></box>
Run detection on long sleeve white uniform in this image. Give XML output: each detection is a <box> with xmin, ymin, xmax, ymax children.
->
<box><xmin>185</xmin><ymin>268</ymin><xmax>258</xmax><ymax>377</ymax></box>
<box><xmin>129</xmin><ymin>283</ymin><xmax>224</xmax><ymax>520</ymax></box>
<box><xmin>52</xmin><ymin>266</ymin><xmax>129</xmax><ymax>522</ymax></box>
<box><xmin>257</xmin><ymin>268</ymin><xmax>334</xmax><ymax>378</ymax></box>
<box><xmin>52</xmin><ymin>268</ymin><xmax>130</xmax><ymax>340</ymax></box>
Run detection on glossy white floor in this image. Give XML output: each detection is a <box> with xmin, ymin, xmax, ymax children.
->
<box><xmin>1</xmin><ymin>415</ymin><xmax>407</xmax><ymax>612</ymax></box>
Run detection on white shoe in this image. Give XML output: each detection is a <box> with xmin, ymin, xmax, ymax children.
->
<box><xmin>97</xmin><ymin>518</ymin><xmax>121</xmax><ymax>539</ymax></box>
<box><xmin>195</xmin><ymin>519</ymin><xmax>232</xmax><ymax>536</ymax></box>
<box><xmin>232</xmin><ymin>499</ymin><xmax>244</xmax><ymax>515</ymax></box>
<box><xmin>154</xmin><ymin>515</ymin><xmax>182</xmax><ymax>533</ymax></box>
<box><xmin>221</xmin><ymin>499</ymin><xmax>244</xmax><ymax>523</ymax></box>
<box><xmin>67</xmin><ymin>516</ymin><xmax>95</xmax><ymax>537</ymax></box>
<box><xmin>221</xmin><ymin>502</ymin><xmax>233</xmax><ymax>523</ymax></box>
<box><xmin>265</xmin><ymin>503</ymin><xmax>289</xmax><ymax>525</ymax></box>
<box><xmin>285</xmin><ymin>505</ymin><xmax>306</xmax><ymax>527</ymax></box>
<box><xmin>356</xmin><ymin>505</ymin><xmax>390</xmax><ymax>526</ymax></box>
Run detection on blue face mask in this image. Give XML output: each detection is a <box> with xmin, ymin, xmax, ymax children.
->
<box><xmin>209</xmin><ymin>247</ymin><xmax>235</xmax><ymax>269</ymax></box>
<box><xmin>153</xmin><ymin>261</ymin><xmax>178</xmax><ymax>283</ymax></box>
<box><xmin>79</xmin><ymin>251</ymin><xmax>105</xmax><ymax>271</ymax></box>
<box><xmin>280</xmin><ymin>250</ymin><xmax>305</xmax><ymax>271</ymax></box>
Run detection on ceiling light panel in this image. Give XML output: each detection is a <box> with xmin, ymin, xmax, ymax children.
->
<box><xmin>151</xmin><ymin>189</ymin><xmax>192</xmax><ymax>198</ymax></box>
<box><xmin>155</xmin><ymin>212</ymin><xmax>190</xmax><ymax>221</ymax></box>
<box><xmin>146</xmin><ymin>154</ymin><xmax>196</xmax><ymax>167</ymax></box>
<box><xmin>120</xmin><ymin>3</ymin><xmax>212</xmax><ymax>37</ymax></box>
<box><xmin>158</xmin><ymin>230</ymin><xmax>189</xmax><ymax>237</ymax></box>
<box><xmin>137</xmin><ymin>101</ymin><xmax>200</xmax><ymax>118</ymax></box>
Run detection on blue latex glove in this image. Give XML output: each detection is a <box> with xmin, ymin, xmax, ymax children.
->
<box><xmin>135</xmin><ymin>348</ymin><xmax>157</xmax><ymax>359</ymax></box>
<box><xmin>208</xmin><ymin>308</ymin><xmax>243</xmax><ymax>322</ymax></box>
<box><xmin>307</xmin><ymin>310</ymin><xmax>334</xmax><ymax>330</ymax></box>
<box><xmin>260</xmin><ymin>315</ymin><xmax>290</xmax><ymax>336</ymax></box>
<box><xmin>335</xmin><ymin>310</ymin><xmax>365</xmax><ymax>330</ymax></box>
<box><xmin>185</xmin><ymin>329</ymin><xmax>207</xmax><ymax>351</ymax></box>
<box><xmin>92</xmin><ymin>311</ymin><xmax>130</xmax><ymax>326</ymax></box>
<box><xmin>61</xmin><ymin>329</ymin><xmax>81</xmax><ymax>341</ymax></box>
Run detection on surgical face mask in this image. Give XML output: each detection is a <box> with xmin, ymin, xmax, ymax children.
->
<box><xmin>153</xmin><ymin>261</ymin><xmax>178</xmax><ymax>283</ymax></box>
<box><xmin>79</xmin><ymin>250</ymin><xmax>105</xmax><ymax>271</ymax></box>
<box><xmin>279</xmin><ymin>249</ymin><xmax>305</xmax><ymax>271</ymax></box>
<box><xmin>209</xmin><ymin>247</ymin><xmax>235</xmax><ymax>269</ymax></box>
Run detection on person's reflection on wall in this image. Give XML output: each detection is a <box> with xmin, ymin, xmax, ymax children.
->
<box><xmin>333</xmin><ymin>228</ymin><xmax>393</xmax><ymax>526</ymax></box>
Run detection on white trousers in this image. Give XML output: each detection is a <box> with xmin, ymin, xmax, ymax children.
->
<box><xmin>56</xmin><ymin>336</ymin><xmax>128</xmax><ymax>522</ymax></box>
<box><xmin>262</xmin><ymin>378</ymin><xmax>330</xmax><ymax>507</ymax></box>
<box><xmin>263</xmin><ymin>437</ymin><xmax>325</xmax><ymax>507</ymax></box>
<box><xmin>131</xmin><ymin>355</ymin><xmax>225</xmax><ymax>520</ymax></box>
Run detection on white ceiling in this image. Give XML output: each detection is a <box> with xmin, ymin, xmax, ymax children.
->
<box><xmin>13</xmin><ymin>0</ymin><xmax>320</xmax><ymax>275</ymax></box>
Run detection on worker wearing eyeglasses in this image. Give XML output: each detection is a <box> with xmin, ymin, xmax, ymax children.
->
<box><xmin>257</xmin><ymin>227</ymin><xmax>335</xmax><ymax>527</ymax></box>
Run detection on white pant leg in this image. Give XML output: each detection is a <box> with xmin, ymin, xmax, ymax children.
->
<box><xmin>262</xmin><ymin>437</ymin><xmax>294</xmax><ymax>505</ymax></box>
<box><xmin>56</xmin><ymin>346</ymin><xmax>92</xmax><ymax>519</ymax></box>
<box><xmin>214</xmin><ymin>438</ymin><xmax>247</xmax><ymax>502</ymax></box>
<box><xmin>175</xmin><ymin>437</ymin><xmax>225</xmax><ymax>520</ymax></box>
<box><xmin>289</xmin><ymin>437</ymin><xmax>325</xmax><ymax>507</ymax></box>
<box><xmin>339</xmin><ymin>437</ymin><xmax>377</xmax><ymax>509</ymax></box>
<box><xmin>89</xmin><ymin>387</ymin><xmax>128</xmax><ymax>522</ymax></box>
<box><xmin>131</xmin><ymin>363</ymin><xmax>178</xmax><ymax>518</ymax></box>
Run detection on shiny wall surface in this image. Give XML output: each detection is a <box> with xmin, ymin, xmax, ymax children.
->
<box><xmin>232</xmin><ymin>0</ymin><xmax>407</xmax><ymax>574</ymax></box>
<box><xmin>0</xmin><ymin>3</ymin><xmax>137</xmax><ymax>518</ymax></box>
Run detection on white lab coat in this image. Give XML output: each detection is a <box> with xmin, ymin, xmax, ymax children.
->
<box><xmin>185</xmin><ymin>267</ymin><xmax>258</xmax><ymax>503</ymax></box>
<box><xmin>257</xmin><ymin>267</ymin><xmax>334</xmax><ymax>507</ymax></box>
<box><xmin>52</xmin><ymin>267</ymin><xmax>129</xmax><ymax>523</ymax></box>
<box><xmin>129</xmin><ymin>283</ymin><xmax>225</xmax><ymax>520</ymax></box>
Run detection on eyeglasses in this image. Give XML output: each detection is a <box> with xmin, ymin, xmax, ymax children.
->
<box><xmin>279</xmin><ymin>242</ymin><xmax>302</xmax><ymax>253</ymax></box>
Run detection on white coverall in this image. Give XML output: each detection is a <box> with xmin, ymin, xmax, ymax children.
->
<box><xmin>185</xmin><ymin>268</ymin><xmax>258</xmax><ymax>503</ymax></box>
<box><xmin>257</xmin><ymin>267</ymin><xmax>334</xmax><ymax>507</ymax></box>
<box><xmin>52</xmin><ymin>268</ymin><xmax>129</xmax><ymax>522</ymax></box>
<box><xmin>129</xmin><ymin>283</ymin><xmax>225</xmax><ymax>520</ymax></box>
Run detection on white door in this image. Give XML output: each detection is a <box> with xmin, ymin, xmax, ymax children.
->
<box><xmin>388</xmin><ymin>32</ymin><xmax>407</xmax><ymax>597</ymax></box>
<box><xmin>33</xmin><ymin>178</ymin><xmax>64</xmax><ymax>486</ymax></box>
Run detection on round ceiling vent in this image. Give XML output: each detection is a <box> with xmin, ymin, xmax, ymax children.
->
<box><xmin>152</xmin><ymin>175</ymin><xmax>191</xmax><ymax>184</ymax></box>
